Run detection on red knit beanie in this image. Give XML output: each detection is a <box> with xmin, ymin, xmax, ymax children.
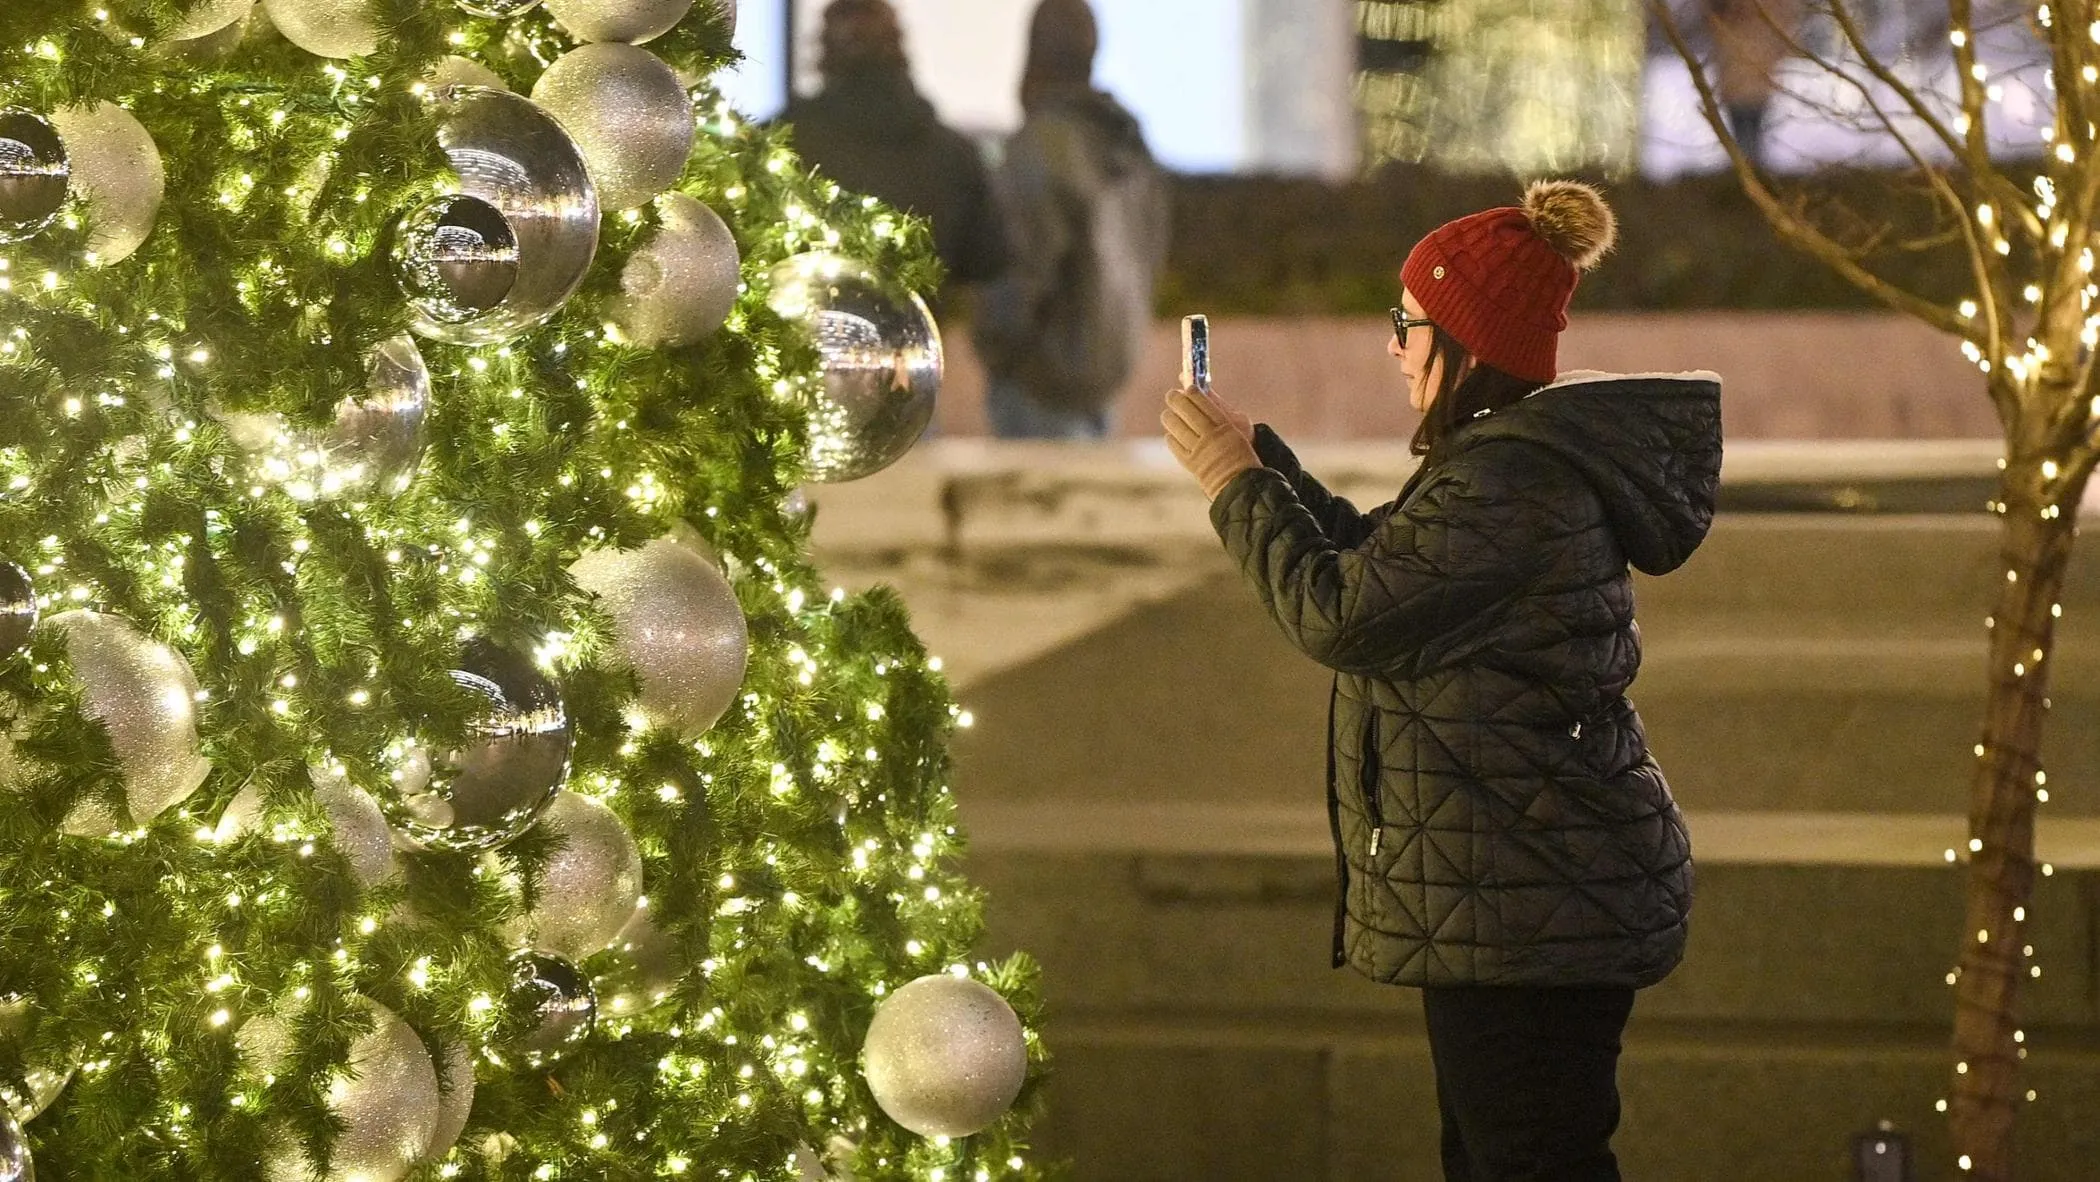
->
<box><xmin>1399</xmin><ymin>180</ymin><xmax>1618</xmax><ymax>383</ymax></box>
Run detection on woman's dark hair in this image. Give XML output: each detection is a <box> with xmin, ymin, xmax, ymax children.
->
<box><xmin>1408</xmin><ymin>325</ymin><xmax>1546</xmax><ymax>457</ymax></box>
<box><xmin>819</xmin><ymin>0</ymin><xmax>908</xmax><ymax>78</ymax></box>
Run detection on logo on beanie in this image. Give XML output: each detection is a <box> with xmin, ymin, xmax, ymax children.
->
<box><xmin>1432</xmin><ymin>265</ymin><xmax>1445</xmax><ymax>279</ymax></box>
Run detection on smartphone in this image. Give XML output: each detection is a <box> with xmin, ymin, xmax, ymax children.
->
<box><xmin>1180</xmin><ymin>314</ymin><xmax>1211</xmax><ymax>394</ymax></box>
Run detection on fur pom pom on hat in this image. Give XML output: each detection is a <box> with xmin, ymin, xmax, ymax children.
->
<box><xmin>1400</xmin><ymin>180</ymin><xmax>1619</xmax><ymax>382</ymax></box>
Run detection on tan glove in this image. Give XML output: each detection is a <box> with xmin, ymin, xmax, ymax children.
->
<box><xmin>1162</xmin><ymin>387</ymin><xmax>1259</xmax><ymax>500</ymax></box>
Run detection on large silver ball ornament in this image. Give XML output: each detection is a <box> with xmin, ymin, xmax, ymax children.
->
<box><xmin>216</xmin><ymin>766</ymin><xmax>399</xmax><ymax>888</ymax></box>
<box><xmin>263</xmin><ymin>999</ymin><xmax>440</xmax><ymax>1182</ymax></box>
<box><xmin>0</xmin><ymin>563</ymin><xmax>36</xmax><ymax>664</ymax></box>
<box><xmin>766</xmin><ymin>253</ymin><xmax>942</xmax><ymax>483</ymax></box>
<box><xmin>217</xmin><ymin>335</ymin><xmax>430</xmax><ymax>498</ymax></box>
<box><xmin>0</xmin><ymin>1110</ymin><xmax>28</xmax><ymax>1182</ymax></box>
<box><xmin>504</xmin><ymin>791</ymin><xmax>642</xmax><ymax>962</ymax></box>
<box><xmin>457</xmin><ymin>0</ymin><xmax>542</xmax><ymax>15</ymax></box>
<box><xmin>419</xmin><ymin>1040</ymin><xmax>476</xmax><ymax>1166</ymax></box>
<box><xmin>168</xmin><ymin>0</ymin><xmax>254</xmax><ymax>39</ymax></box>
<box><xmin>597</xmin><ymin>901</ymin><xmax>681</xmax><ymax>1016</ymax></box>
<box><xmin>0</xmin><ymin>997</ymin><xmax>72</xmax><ymax>1123</ymax></box>
<box><xmin>0</xmin><ymin>111</ymin><xmax>69</xmax><ymax>244</ymax></box>
<box><xmin>259</xmin><ymin>0</ymin><xmax>380</xmax><ymax>57</ymax></box>
<box><xmin>611</xmin><ymin>193</ymin><xmax>739</xmax><ymax>347</ymax></box>
<box><xmin>542</xmin><ymin>0</ymin><xmax>693</xmax><ymax>45</ymax></box>
<box><xmin>500</xmin><ymin>952</ymin><xmax>596</xmax><ymax>1066</ymax></box>
<box><xmin>45</xmin><ymin>103</ymin><xmax>163</xmax><ymax>264</ymax></box>
<box><xmin>862</xmin><ymin>975</ymin><xmax>1027</xmax><ymax>1139</ymax></box>
<box><xmin>42</xmin><ymin>611</ymin><xmax>209</xmax><ymax>830</ymax></box>
<box><xmin>529</xmin><ymin>44</ymin><xmax>695</xmax><ymax>213</ymax></box>
<box><xmin>397</xmin><ymin>87</ymin><xmax>599</xmax><ymax>345</ymax></box>
<box><xmin>385</xmin><ymin>640</ymin><xmax>572</xmax><ymax>852</ymax></box>
<box><xmin>569</xmin><ymin>537</ymin><xmax>748</xmax><ymax>738</ymax></box>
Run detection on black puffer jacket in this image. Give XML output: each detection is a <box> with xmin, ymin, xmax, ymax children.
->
<box><xmin>1210</xmin><ymin>371</ymin><xmax>1723</xmax><ymax>988</ymax></box>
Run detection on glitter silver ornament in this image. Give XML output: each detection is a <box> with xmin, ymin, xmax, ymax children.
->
<box><xmin>610</xmin><ymin>193</ymin><xmax>739</xmax><ymax>347</ymax></box>
<box><xmin>259</xmin><ymin>0</ymin><xmax>379</xmax><ymax>57</ymax></box>
<box><xmin>766</xmin><ymin>253</ymin><xmax>942</xmax><ymax>483</ymax></box>
<box><xmin>596</xmin><ymin>901</ymin><xmax>681</xmax><ymax>1016</ymax></box>
<box><xmin>216</xmin><ymin>335</ymin><xmax>430</xmax><ymax>498</ymax></box>
<box><xmin>0</xmin><ymin>111</ymin><xmax>68</xmax><ymax>244</ymax></box>
<box><xmin>529</xmin><ymin>44</ymin><xmax>694</xmax><ymax>213</ymax></box>
<box><xmin>262</xmin><ymin>999</ymin><xmax>440</xmax><ymax>1182</ymax></box>
<box><xmin>501</xmin><ymin>951</ymin><xmax>596</xmax><ymax>1066</ymax></box>
<box><xmin>0</xmin><ymin>563</ymin><xmax>36</xmax><ymax>664</ymax></box>
<box><xmin>45</xmin><ymin>102</ymin><xmax>163</xmax><ymax>264</ymax></box>
<box><xmin>862</xmin><ymin>975</ymin><xmax>1027</xmax><ymax>1139</ymax></box>
<box><xmin>504</xmin><ymin>791</ymin><xmax>642</xmax><ymax>962</ymax></box>
<box><xmin>216</xmin><ymin>765</ymin><xmax>399</xmax><ymax>888</ymax></box>
<box><xmin>542</xmin><ymin>0</ymin><xmax>692</xmax><ymax>45</ymax></box>
<box><xmin>427</xmin><ymin>55</ymin><xmax>510</xmax><ymax>93</ymax></box>
<box><xmin>569</xmin><ymin>537</ymin><xmax>748</xmax><ymax>739</ymax></box>
<box><xmin>456</xmin><ymin>0</ymin><xmax>542</xmax><ymax>16</ymax></box>
<box><xmin>0</xmin><ymin>997</ymin><xmax>73</xmax><ymax>1122</ymax></box>
<box><xmin>42</xmin><ymin>611</ymin><xmax>209</xmax><ymax>830</ymax></box>
<box><xmin>168</xmin><ymin>0</ymin><xmax>253</xmax><ymax>39</ymax></box>
<box><xmin>397</xmin><ymin>87</ymin><xmax>600</xmax><ymax>345</ymax></box>
<box><xmin>0</xmin><ymin>1110</ymin><xmax>28</xmax><ymax>1182</ymax></box>
<box><xmin>386</xmin><ymin>640</ymin><xmax>572</xmax><ymax>852</ymax></box>
<box><xmin>419</xmin><ymin>1040</ymin><xmax>476</xmax><ymax>1166</ymax></box>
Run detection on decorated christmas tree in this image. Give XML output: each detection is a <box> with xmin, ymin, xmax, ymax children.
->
<box><xmin>0</xmin><ymin>1</ymin><xmax>1041</xmax><ymax>1178</ymax></box>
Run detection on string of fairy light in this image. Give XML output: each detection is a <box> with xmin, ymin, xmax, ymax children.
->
<box><xmin>0</xmin><ymin>1</ymin><xmax>1033</xmax><ymax>1178</ymax></box>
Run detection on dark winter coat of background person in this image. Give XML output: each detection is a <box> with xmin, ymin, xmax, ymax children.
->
<box><xmin>782</xmin><ymin>1</ymin><xmax>1008</xmax><ymax>292</ymax></box>
<box><xmin>1211</xmin><ymin>372</ymin><xmax>1722</xmax><ymax>988</ymax></box>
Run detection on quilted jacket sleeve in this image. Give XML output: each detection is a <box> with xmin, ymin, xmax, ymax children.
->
<box><xmin>1250</xmin><ymin>425</ymin><xmax>1375</xmax><ymax>549</ymax></box>
<box><xmin>1211</xmin><ymin>445</ymin><xmax>1552</xmax><ymax>678</ymax></box>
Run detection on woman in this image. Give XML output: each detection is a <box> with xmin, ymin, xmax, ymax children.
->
<box><xmin>1161</xmin><ymin>181</ymin><xmax>1722</xmax><ymax>1181</ymax></box>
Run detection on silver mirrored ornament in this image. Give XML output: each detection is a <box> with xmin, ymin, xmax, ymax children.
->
<box><xmin>42</xmin><ymin>611</ymin><xmax>210</xmax><ymax>831</ymax></box>
<box><xmin>216</xmin><ymin>765</ymin><xmax>399</xmax><ymax>888</ymax></box>
<box><xmin>569</xmin><ymin>537</ymin><xmax>748</xmax><ymax>738</ymax></box>
<box><xmin>261</xmin><ymin>998</ymin><xmax>439</xmax><ymax>1182</ymax></box>
<box><xmin>0</xmin><ymin>997</ymin><xmax>73</xmax><ymax>1123</ymax></box>
<box><xmin>385</xmin><ymin>640</ymin><xmax>572</xmax><ymax>852</ymax></box>
<box><xmin>216</xmin><ymin>335</ymin><xmax>430</xmax><ymax>498</ymax></box>
<box><xmin>529</xmin><ymin>44</ymin><xmax>694</xmax><ymax>213</ymax></box>
<box><xmin>503</xmin><ymin>791</ymin><xmax>642</xmax><ymax>962</ymax></box>
<box><xmin>765</xmin><ymin>253</ymin><xmax>942</xmax><ymax>483</ymax></box>
<box><xmin>45</xmin><ymin>102</ymin><xmax>163</xmax><ymax>264</ymax></box>
<box><xmin>611</xmin><ymin>193</ymin><xmax>739</xmax><ymax>347</ymax></box>
<box><xmin>0</xmin><ymin>111</ymin><xmax>68</xmax><ymax>244</ymax></box>
<box><xmin>542</xmin><ymin>0</ymin><xmax>692</xmax><ymax>44</ymax></box>
<box><xmin>397</xmin><ymin>87</ymin><xmax>600</xmax><ymax>345</ymax></box>
<box><xmin>0</xmin><ymin>1109</ymin><xmax>28</xmax><ymax>1182</ymax></box>
<box><xmin>501</xmin><ymin>951</ymin><xmax>596</xmax><ymax>1066</ymax></box>
<box><xmin>456</xmin><ymin>0</ymin><xmax>542</xmax><ymax>15</ymax></box>
<box><xmin>168</xmin><ymin>0</ymin><xmax>253</xmax><ymax>40</ymax></box>
<box><xmin>862</xmin><ymin>974</ymin><xmax>1027</xmax><ymax>1138</ymax></box>
<box><xmin>259</xmin><ymin>0</ymin><xmax>379</xmax><ymax>57</ymax></box>
<box><xmin>0</xmin><ymin>563</ymin><xmax>36</xmax><ymax>663</ymax></box>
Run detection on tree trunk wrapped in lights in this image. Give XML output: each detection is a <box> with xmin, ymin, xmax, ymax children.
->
<box><xmin>0</xmin><ymin>1</ymin><xmax>1039</xmax><ymax>1178</ymax></box>
<box><xmin>1653</xmin><ymin>1</ymin><xmax>2092</xmax><ymax>1176</ymax></box>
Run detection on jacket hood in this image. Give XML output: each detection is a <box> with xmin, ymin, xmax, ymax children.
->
<box><xmin>796</xmin><ymin>68</ymin><xmax>942</xmax><ymax>147</ymax></box>
<box><xmin>1456</xmin><ymin>370</ymin><xmax>1723</xmax><ymax>575</ymax></box>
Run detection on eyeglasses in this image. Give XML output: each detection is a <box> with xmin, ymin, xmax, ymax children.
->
<box><xmin>1390</xmin><ymin>307</ymin><xmax>1436</xmax><ymax>343</ymax></box>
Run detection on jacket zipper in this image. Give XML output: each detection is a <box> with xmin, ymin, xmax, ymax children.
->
<box><xmin>1361</xmin><ymin>713</ymin><xmax>1386</xmax><ymax>857</ymax></box>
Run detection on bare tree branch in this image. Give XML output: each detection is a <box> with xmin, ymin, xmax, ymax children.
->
<box><xmin>1647</xmin><ymin>0</ymin><xmax>1975</xmax><ymax>338</ymax></box>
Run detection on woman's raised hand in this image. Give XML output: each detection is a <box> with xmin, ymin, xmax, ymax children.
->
<box><xmin>1161</xmin><ymin>386</ymin><xmax>1259</xmax><ymax>500</ymax></box>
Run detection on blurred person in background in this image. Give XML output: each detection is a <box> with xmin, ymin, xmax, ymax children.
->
<box><xmin>1162</xmin><ymin>182</ymin><xmax>1721</xmax><ymax>1181</ymax></box>
<box><xmin>1705</xmin><ymin>0</ymin><xmax>1802</xmax><ymax>169</ymax></box>
<box><xmin>973</xmin><ymin>0</ymin><xmax>1170</xmax><ymax>440</ymax></box>
<box><xmin>783</xmin><ymin>0</ymin><xmax>1009</xmax><ymax>305</ymax></box>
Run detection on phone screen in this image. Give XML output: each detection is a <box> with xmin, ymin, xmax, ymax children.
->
<box><xmin>1181</xmin><ymin>314</ymin><xmax>1210</xmax><ymax>393</ymax></box>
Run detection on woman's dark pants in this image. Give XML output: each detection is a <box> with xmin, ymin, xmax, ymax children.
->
<box><xmin>1421</xmin><ymin>985</ymin><xmax>1637</xmax><ymax>1182</ymax></box>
